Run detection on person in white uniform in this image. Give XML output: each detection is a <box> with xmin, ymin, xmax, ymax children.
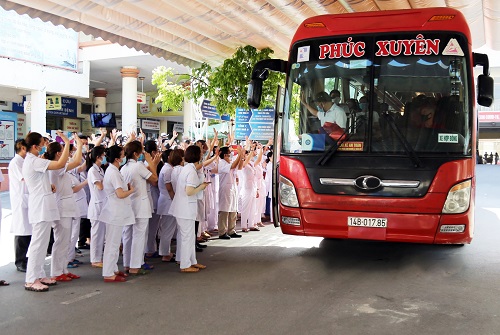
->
<box><xmin>144</xmin><ymin>140</ymin><xmax>162</xmax><ymax>260</ymax></box>
<box><xmin>67</xmin><ymin>164</ymin><xmax>88</xmax><ymax>267</ymax></box>
<box><xmin>121</xmin><ymin>141</ymin><xmax>159</xmax><ymax>275</ymax></box>
<box><xmin>239</xmin><ymin>149</ymin><xmax>257</xmax><ymax>232</ymax></box>
<box><xmin>8</xmin><ymin>139</ymin><xmax>31</xmax><ymax>272</ymax></box>
<box><xmin>23</xmin><ymin>131</ymin><xmax>71</xmax><ymax>292</ymax></box>
<box><xmin>168</xmin><ymin>149</ymin><xmax>184</xmax><ymax>263</ymax></box>
<box><xmin>86</xmin><ymin>146</ymin><xmax>107</xmax><ymax>268</ymax></box>
<box><xmin>217</xmin><ymin>146</ymin><xmax>244</xmax><ymax>239</ymax></box>
<box><xmin>253</xmin><ymin>144</ymin><xmax>267</xmax><ymax>228</ymax></box>
<box><xmin>45</xmin><ymin>137</ymin><xmax>84</xmax><ymax>282</ymax></box>
<box><xmin>156</xmin><ymin>149</ymin><xmax>177</xmax><ymax>262</ymax></box>
<box><xmin>169</xmin><ymin>145</ymin><xmax>209</xmax><ymax>273</ymax></box>
<box><xmin>99</xmin><ymin>145</ymin><xmax>135</xmax><ymax>283</ymax></box>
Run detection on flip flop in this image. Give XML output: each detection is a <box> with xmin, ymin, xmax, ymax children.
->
<box><xmin>0</xmin><ymin>280</ymin><xmax>9</xmax><ymax>286</ymax></box>
<box><xmin>25</xmin><ymin>282</ymin><xmax>48</xmax><ymax>292</ymax></box>
<box><xmin>39</xmin><ymin>278</ymin><xmax>57</xmax><ymax>286</ymax></box>
<box><xmin>142</xmin><ymin>263</ymin><xmax>154</xmax><ymax>270</ymax></box>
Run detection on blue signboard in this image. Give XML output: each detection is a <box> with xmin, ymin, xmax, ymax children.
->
<box><xmin>235</xmin><ymin>107</ymin><xmax>275</xmax><ymax>140</ymax></box>
<box><xmin>12</xmin><ymin>96</ymin><xmax>78</xmax><ymax>118</ymax></box>
<box><xmin>200</xmin><ymin>100</ymin><xmax>230</xmax><ymax>121</ymax></box>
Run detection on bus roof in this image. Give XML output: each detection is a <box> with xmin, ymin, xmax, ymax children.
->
<box><xmin>292</xmin><ymin>7</ymin><xmax>471</xmax><ymax>48</ymax></box>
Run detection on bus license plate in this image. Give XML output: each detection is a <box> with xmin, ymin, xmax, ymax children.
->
<box><xmin>348</xmin><ymin>217</ymin><xmax>387</xmax><ymax>228</ymax></box>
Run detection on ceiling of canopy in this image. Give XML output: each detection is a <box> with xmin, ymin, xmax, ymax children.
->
<box><xmin>0</xmin><ymin>0</ymin><xmax>498</xmax><ymax>69</ymax></box>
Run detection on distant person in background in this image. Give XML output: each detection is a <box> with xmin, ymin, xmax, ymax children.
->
<box><xmin>495</xmin><ymin>152</ymin><xmax>499</xmax><ymax>165</ymax></box>
<box><xmin>8</xmin><ymin>139</ymin><xmax>31</xmax><ymax>273</ymax></box>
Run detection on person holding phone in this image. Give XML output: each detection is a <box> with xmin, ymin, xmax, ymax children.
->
<box><xmin>168</xmin><ymin>145</ymin><xmax>209</xmax><ymax>273</ymax></box>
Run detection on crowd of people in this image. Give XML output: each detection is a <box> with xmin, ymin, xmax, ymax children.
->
<box><xmin>1</xmin><ymin>128</ymin><xmax>274</xmax><ymax>291</ymax></box>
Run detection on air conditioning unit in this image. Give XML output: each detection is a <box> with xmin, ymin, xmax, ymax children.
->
<box><xmin>0</xmin><ymin>101</ymin><xmax>13</xmax><ymax>111</ymax></box>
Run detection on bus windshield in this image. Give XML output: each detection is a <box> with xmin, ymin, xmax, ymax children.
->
<box><xmin>283</xmin><ymin>33</ymin><xmax>471</xmax><ymax>156</ymax></box>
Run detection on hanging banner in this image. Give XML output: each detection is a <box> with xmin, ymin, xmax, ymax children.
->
<box><xmin>200</xmin><ymin>100</ymin><xmax>231</xmax><ymax>121</ymax></box>
<box><xmin>235</xmin><ymin>107</ymin><xmax>275</xmax><ymax>140</ymax></box>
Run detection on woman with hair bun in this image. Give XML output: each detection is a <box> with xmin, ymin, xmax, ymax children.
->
<box><xmin>120</xmin><ymin>141</ymin><xmax>159</xmax><ymax>275</ymax></box>
<box><xmin>86</xmin><ymin>145</ymin><xmax>107</xmax><ymax>268</ymax></box>
<box><xmin>45</xmin><ymin>136</ymin><xmax>84</xmax><ymax>282</ymax></box>
<box><xmin>99</xmin><ymin>145</ymin><xmax>135</xmax><ymax>282</ymax></box>
<box><xmin>23</xmin><ymin>131</ymin><xmax>72</xmax><ymax>292</ymax></box>
<box><xmin>169</xmin><ymin>145</ymin><xmax>209</xmax><ymax>273</ymax></box>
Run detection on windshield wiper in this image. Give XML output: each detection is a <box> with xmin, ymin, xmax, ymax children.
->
<box><xmin>382</xmin><ymin>112</ymin><xmax>422</xmax><ymax>168</ymax></box>
<box><xmin>316</xmin><ymin>117</ymin><xmax>365</xmax><ymax>166</ymax></box>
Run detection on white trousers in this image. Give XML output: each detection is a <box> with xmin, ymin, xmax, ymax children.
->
<box><xmin>176</xmin><ymin>217</ymin><xmax>197</xmax><ymax>269</ymax></box>
<box><xmin>240</xmin><ymin>191</ymin><xmax>256</xmax><ymax>229</ymax></box>
<box><xmin>90</xmin><ymin>219</ymin><xmax>106</xmax><ymax>263</ymax></box>
<box><xmin>68</xmin><ymin>216</ymin><xmax>81</xmax><ymax>261</ymax></box>
<box><xmin>26</xmin><ymin>221</ymin><xmax>53</xmax><ymax>283</ymax></box>
<box><xmin>102</xmin><ymin>223</ymin><xmax>123</xmax><ymax>277</ymax></box>
<box><xmin>145</xmin><ymin>213</ymin><xmax>161</xmax><ymax>254</ymax></box>
<box><xmin>158</xmin><ymin>215</ymin><xmax>177</xmax><ymax>256</ymax></box>
<box><xmin>122</xmin><ymin>218</ymin><xmax>148</xmax><ymax>269</ymax></box>
<box><xmin>51</xmin><ymin>217</ymin><xmax>73</xmax><ymax>277</ymax></box>
<box><xmin>207</xmin><ymin>201</ymin><xmax>219</xmax><ymax>231</ymax></box>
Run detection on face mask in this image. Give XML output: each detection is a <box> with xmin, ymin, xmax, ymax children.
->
<box><xmin>333</xmin><ymin>97</ymin><xmax>341</xmax><ymax>105</ymax></box>
<box><xmin>359</xmin><ymin>103</ymin><xmax>368</xmax><ymax>110</ymax></box>
<box><xmin>82</xmin><ymin>145</ymin><xmax>88</xmax><ymax>154</ymax></box>
<box><xmin>120</xmin><ymin>157</ymin><xmax>127</xmax><ymax>166</ymax></box>
<box><xmin>421</xmin><ymin>113</ymin><xmax>432</xmax><ymax>123</ymax></box>
<box><xmin>316</xmin><ymin>105</ymin><xmax>325</xmax><ymax>114</ymax></box>
<box><xmin>39</xmin><ymin>146</ymin><xmax>46</xmax><ymax>156</ymax></box>
<box><xmin>101</xmin><ymin>156</ymin><xmax>107</xmax><ymax>165</ymax></box>
<box><xmin>138</xmin><ymin>154</ymin><xmax>145</xmax><ymax>162</ymax></box>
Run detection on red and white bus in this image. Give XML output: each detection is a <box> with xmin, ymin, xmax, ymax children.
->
<box><xmin>248</xmin><ymin>7</ymin><xmax>493</xmax><ymax>244</ymax></box>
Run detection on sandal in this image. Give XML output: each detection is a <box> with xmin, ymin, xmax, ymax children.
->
<box><xmin>142</xmin><ymin>263</ymin><xmax>154</xmax><ymax>270</ymax></box>
<box><xmin>180</xmin><ymin>267</ymin><xmax>199</xmax><ymax>273</ymax></box>
<box><xmin>162</xmin><ymin>253</ymin><xmax>176</xmax><ymax>262</ymax></box>
<box><xmin>66</xmin><ymin>273</ymin><xmax>81</xmax><ymax>279</ymax></box>
<box><xmin>191</xmin><ymin>264</ymin><xmax>207</xmax><ymax>269</ymax></box>
<box><xmin>91</xmin><ymin>262</ymin><xmax>103</xmax><ymax>268</ymax></box>
<box><xmin>128</xmin><ymin>269</ymin><xmax>149</xmax><ymax>276</ymax></box>
<box><xmin>25</xmin><ymin>282</ymin><xmax>49</xmax><ymax>292</ymax></box>
<box><xmin>39</xmin><ymin>278</ymin><xmax>57</xmax><ymax>286</ymax></box>
<box><xmin>104</xmin><ymin>276</ymin><xmax>126</xmax><ymax>283</ymax></box>
<box><xmin>114</xmin><ymin>271</ymin><xmax>128</xmax><ymax>277</ymax></box>
<box><xmin>0</xmin><ymin>280</ymin><xmax>9</xmax><ymax>286</ymax></box>
<box><xmin>67</xmin><ymin>262</ymin><xmax>79</xmax><ymax>269</ymax></box>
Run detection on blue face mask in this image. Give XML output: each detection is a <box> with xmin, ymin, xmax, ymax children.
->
<box><xmin>316</xmin><ymin>105</ymin><xmax>325</xmax><ymax>114</ymax></box>
<box><xmin>120</xmin><ymin>157</ymin><xmax>127</xmax><ymax>166</ymax></box>
<box><xmin>138</xmin><ymin>154</ymin><xmax>145</xmax><ymax>162</ymax></box>
<box><xmin>39</xmin><ymin>146</ymin><xmax>46</xmax><ymax>156</ymax></box>
<box><xmin>101</xmin><ymin>156</ymin><xmax>107</xmax><ymax>165</ymax></box>
<box><xmin>359</xmin><ymin>103</ymin><xmax>368</xmax><ymax>110</ymax></box>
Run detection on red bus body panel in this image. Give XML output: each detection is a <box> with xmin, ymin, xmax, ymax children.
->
<box><xmin>278</xmin><ymin>156</ymin><xmax>475</xmax><ymax>244</ymax></box>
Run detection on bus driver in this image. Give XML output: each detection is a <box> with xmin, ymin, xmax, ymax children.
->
<box><xmin>302</xmin><ymin>91</ymin><xmax>347</xmax><ymax>129</ymax></box>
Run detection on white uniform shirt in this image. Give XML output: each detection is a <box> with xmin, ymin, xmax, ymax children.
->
<box><xmin>98</xmin><ymin>164</ymin><xmax>135</xmax><ymax>226</ymax></box>
<box><xmin>49</xmin><ymin>165</ymin><xmax>77</xmax><ymax>218</ymax></box>
<box><xmin>218</xmin><ymin>159</ymin><xmax>238</xmax><ymax>212</ymax></box>
<box><xmin>22</xmin><ymin>153</ymin><xmax>59</xmax><ymax>223</ymax></box>
<box><xmin>171</xmin><ymin>165</ymin><xmax>183</xmax><ymax>191</ymax></box>
<box><xmin>168</xmin><ymin>163</ymin><xmax>199</xmax><ymax>220</ymax></box>
<box><xmin>156</xmin><ymin>163</ymin><xmax>174</xmax><ymax>215</ymax></box>
<box><xmin>87</xmin><ymin>164</ymin><xmax>105</xmax><ymax>220</ymax></box>
<box><xmin>144</xmin><ymin>161</ymin><xmax>158</xmax><ymax>213</ymax></box>
<box><xmin>8</xmin><ymin>154</ymin><xmax>31</xmax><ymax>235</ymax></box>
<box><xmin>69</xmin><ymin>172</ymin><xmax>88</xmax><ymax>218</ymax></box>
<box><xmin>121</xmin><ymin>159</ymin><xmax>153</xmax><ymax>219</ymax></box>
<box><xmin>265</xmin><ymin>160</ymin><xmax>273</xmax><ymax>197</ymax></box>
<box><xmin>318</xmin><ymin>104</ymin><xmax>347</xmax><ymax>128</ymax></box>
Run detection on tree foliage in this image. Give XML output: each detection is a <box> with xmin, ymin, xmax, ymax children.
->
<box><xmin>151</xmin><ymin>66</ymin><xmax>189</xmax><ymax>112</ymax></box>
<box><xmin>190</xmin><ymin>45</ymin><xmax>284</xmax><ymax>116</ymax></box>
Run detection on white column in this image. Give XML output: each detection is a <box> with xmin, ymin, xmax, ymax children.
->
<box><xmin>121</xmin><ymin>66</ymin><xmax>139</xmax><ymax>134</ymax></box>
<box><xmin>93</xmin><ymin>88</ymin><xmax>108</xmax><ymax>113</ymax></box>
<box><xmin>183</xmin><ymin>99</ymin><xmax>194</xmax><ymax>139</ymax></box>
<box><xmin>28</xmin><ymin>90</ymin><xmax>47</xmax><ymax>134</ymax></box>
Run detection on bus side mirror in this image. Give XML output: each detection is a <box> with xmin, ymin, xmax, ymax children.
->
<box><xmin>477</xmin><ymin>74</ymin><xmax>494</xmax><ymax>107</ymax></box>
<box><xmin>248</xmin><ymin>78</ymin><xmax>263</xmax><ymax>109</ymax></box>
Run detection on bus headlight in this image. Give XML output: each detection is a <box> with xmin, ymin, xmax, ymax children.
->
<box><xmin>442</xmin><ymin>180</ymin><xmax>471</xmax><ymax>214</ymax></box>
<box><xmin>279</xmin><ymin>175</ymin><xmax>299</xmax><ymax>208</ymax></box>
